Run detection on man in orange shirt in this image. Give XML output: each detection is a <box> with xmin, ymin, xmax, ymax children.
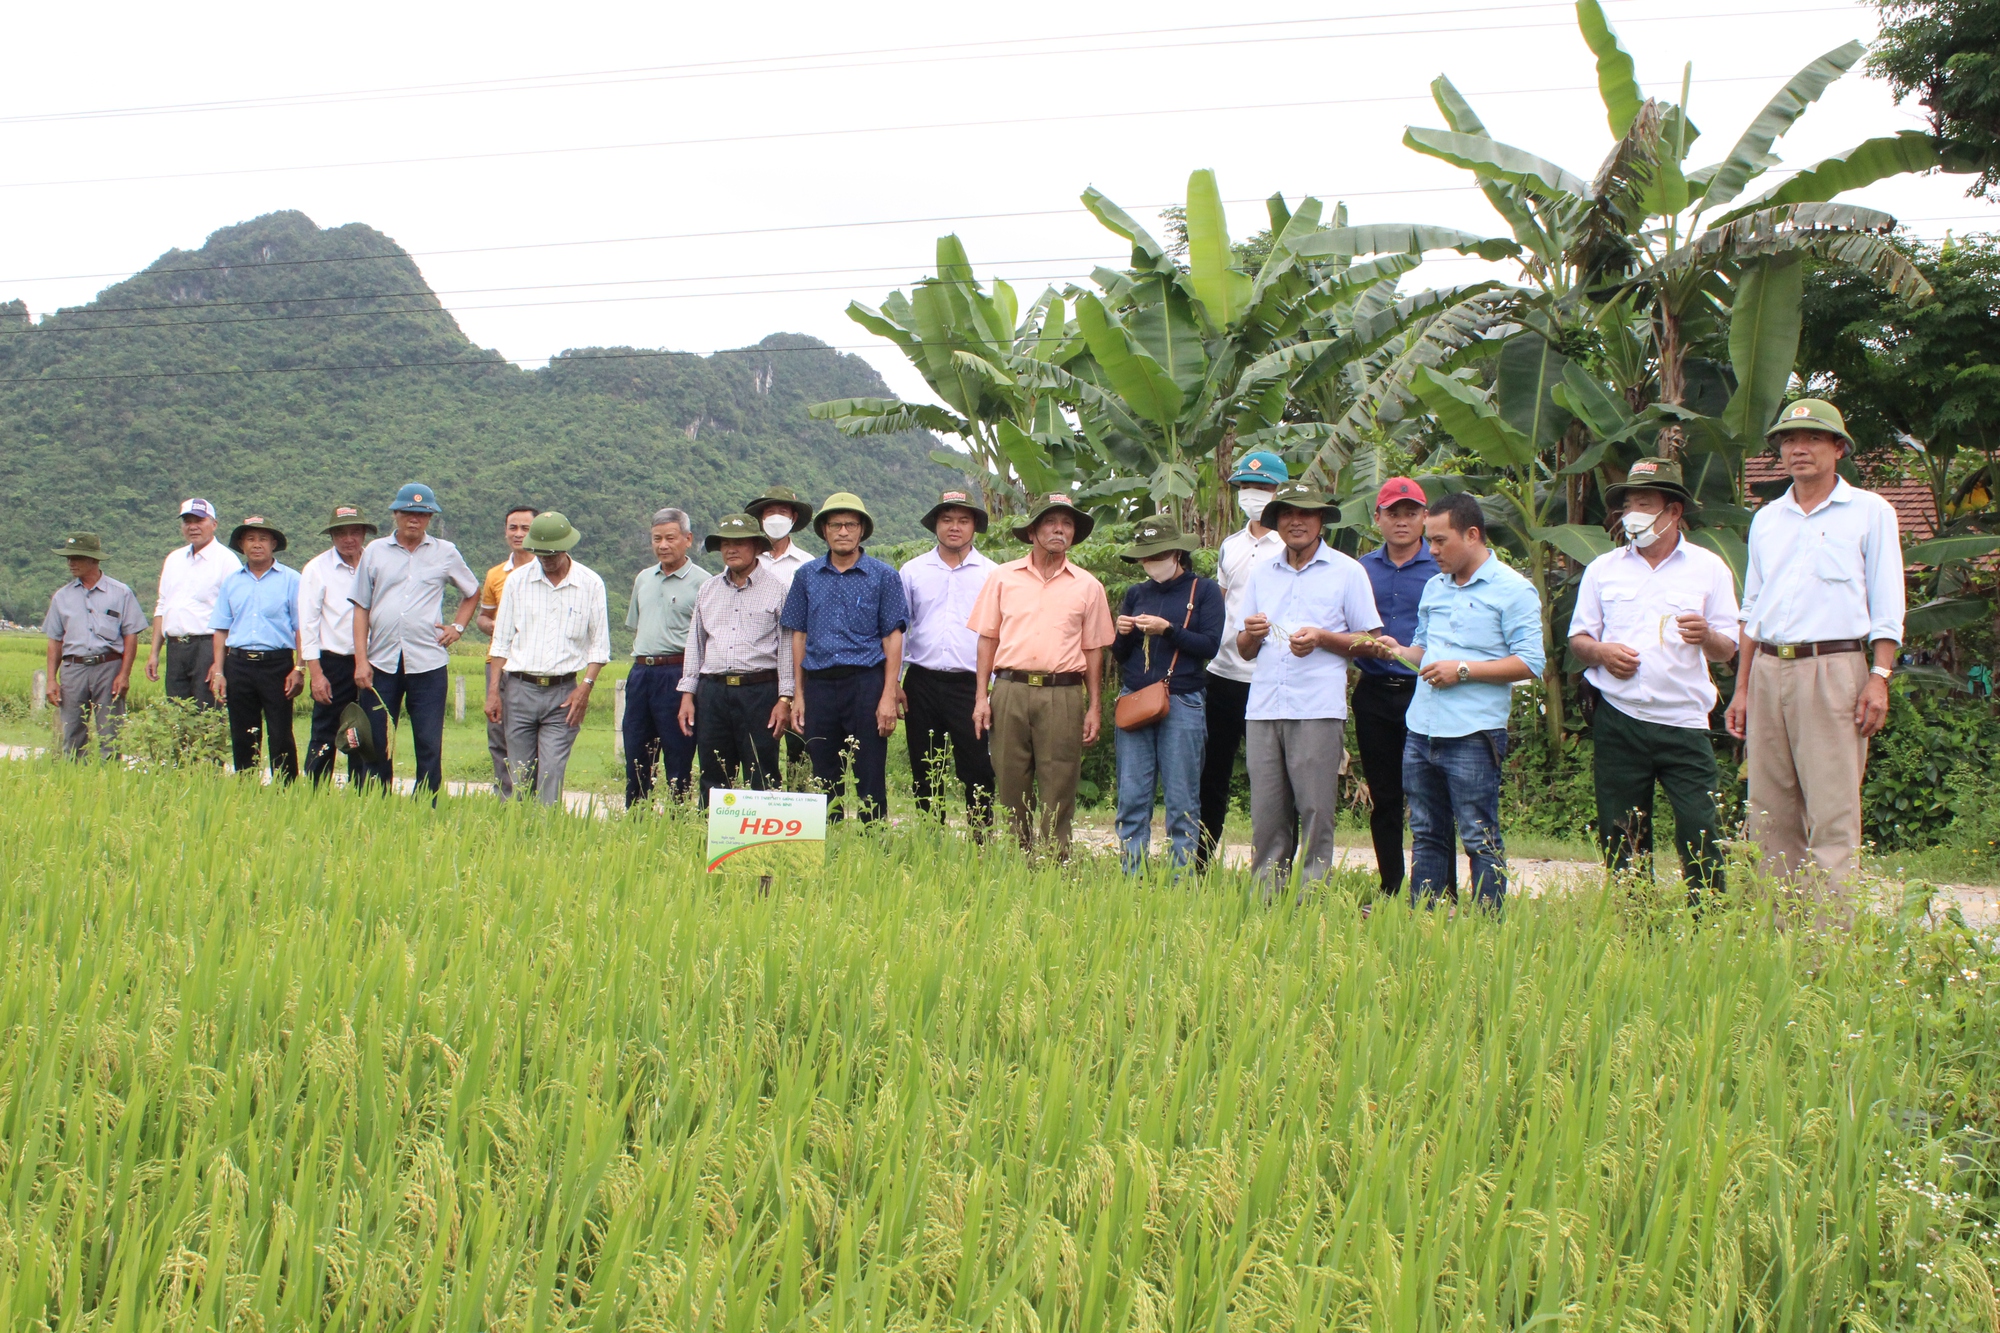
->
<box><xmin>969</xmin><ymin>494</ymin><xmax>1115</xmax><ymax>858</ymax></box>
<box><xmin>475</xmin><ymin>505</ymin><xmax>537</xmax><ymax>797</ymax></box>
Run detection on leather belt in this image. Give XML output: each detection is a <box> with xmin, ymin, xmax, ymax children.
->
<box><xmin>227</xmin><ymin>647</ymin><xmax>291</xmax><ymax>662</ymax></box>
<box><xmin>631</xmin><ymin>653</ymin><xmax>684</xmax><ymax>666</ymax></box>
<box><xmin>1361</xmin><ymin>671</ymin><xmax>1417</xmax><ymax>687</ymax></box>
<box><xmin>167</xmin><ymin>634</ymin><xmax>201</xmax><ymax>644</ymax></box>
<box><xmin>510</xmin><ymin>671</ymin><xmax>577</xmax><ymax>688</ymax></box>
<box><xmin>806</xmin><ymin>663</ymin><xmax>881</xmax><ymax>681</ymax></box>
<box><xmin>702</xmin><ymin>670</ymin><xmax>778</xmax><ymax>687</ymax></box>
<box><xmin>62</xmin><ymin>652</ymin><xmax>118</xmax><ymax>666</ymax></box>
<box><xmin>1758</xmin><ymin>639</ymin><xmax>1865</xmax><ymax>661</ymax></box>
<box><xmin>994</xmin><ymin>669</ymin><xmax>1084</xmax><ymax>687</ymax></box>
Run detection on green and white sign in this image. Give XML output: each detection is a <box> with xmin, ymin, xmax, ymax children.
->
<box><xmin>705</xmin><ymin>789</ymin><xmax>828</xmax><ymax>875</ymax></box>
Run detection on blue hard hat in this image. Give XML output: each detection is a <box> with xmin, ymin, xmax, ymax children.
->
<box><xmin>1228</xmin><ymin>450</ymin><xmax>1288</xmax><ymax>484</ymax></box>
<box><xmin>390</xmin><ymin>482</ymin><xmax>442</xmax><ymax>514</ymax></box>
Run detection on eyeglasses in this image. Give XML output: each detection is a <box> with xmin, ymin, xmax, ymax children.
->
<box><xmin>824</xmin><ymin>520</ymin><xmax>865</xmax><ymax>533</ymax></box>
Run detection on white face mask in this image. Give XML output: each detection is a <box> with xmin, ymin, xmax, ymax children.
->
<box><xmin>1140</xmin><ymin>555</ymin><xmax>1181</xmax><ymax>583</ymax></box>
<box><xmin>761</xmin><ymin>513</ymin><xmax>793</xmax><ymax>541</ymax></box>
<box><xmin>1238</xmin><ymin>489</ymin><xmax>1272</xmax><ymax>522</ymax></box>
<box><xmin>1622</xmin><ymin>509</ymin><xmax>1663</xmax><ymax>549</ymax></box>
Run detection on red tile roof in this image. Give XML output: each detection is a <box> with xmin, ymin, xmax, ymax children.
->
<box><xmin>1741</xmin><ymin>455</ymin><xmax>1938</xmax><ymax>540</ymax></box>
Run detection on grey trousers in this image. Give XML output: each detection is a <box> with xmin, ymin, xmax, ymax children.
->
<box><xmin>486</xmin><ymin>713</ymin><xmax>513</xmax><ymax>798</ymax></box>
<box><xmin>1248</xmin><ymin>718</ymin><xmax>1346</xmax><ymax>892</ymax></box>
<box><xmin>58</xmin><ymin>658</ymin><xmax>124</xmax><ymax>759</ymax></box>
<box><xmin>502</xmin><ymin>674</ymin><xmax>581</xmax><ymax>806</ymax></box>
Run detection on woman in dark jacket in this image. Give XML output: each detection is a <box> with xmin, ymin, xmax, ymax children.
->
<box><xmin>1110</xmin><ymin>518</ymin><xmax>1225</xmax><ymax>872</ymax></box>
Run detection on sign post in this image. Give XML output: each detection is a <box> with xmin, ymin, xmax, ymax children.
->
<box><xmin>705</xmin><ymin>789</ymin><xmax>827</xmax><ymax>884</ymax></box>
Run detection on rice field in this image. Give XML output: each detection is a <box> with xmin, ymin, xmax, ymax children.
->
<box><xmin>1</xmin><ymin>759</ymin><xmax>1996</xmax><ymax>1330</ymax></box>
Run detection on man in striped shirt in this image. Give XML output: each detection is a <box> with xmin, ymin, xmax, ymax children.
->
<box><xmin>485</xmin><ymin>512</ymin><xmax>611</xmax><ymax>807</ymax></box>
<box><xmin>678</xmin><ymin>513</ymin><xmax>795</xmax><ymax>805</ymax></box>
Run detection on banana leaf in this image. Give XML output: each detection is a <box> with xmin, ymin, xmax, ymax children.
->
<box><xmin>1411</xmin><ymin>367</ymin><xmax>1537</xmax><ymax>470</ymax></box>
<box><xmin>1697</xmin><ymin>41</ymin><xmax>1866</xmax><ymax>212</ymax></box>
<box><xmin>1906</xmin><ymin>596</ymin><xmax>1994</xmax><ymax>637</ymax></box>
<box><xmin>1903</xmin><ymin>535</ymin><xmax>2000</xmax><ymax>566</ymax></box>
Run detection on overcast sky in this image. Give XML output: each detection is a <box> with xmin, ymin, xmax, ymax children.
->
<box><xmin>3</xmin><ymin>0</ymin><xmax>1992</xmax><ymax>408</ymax></box>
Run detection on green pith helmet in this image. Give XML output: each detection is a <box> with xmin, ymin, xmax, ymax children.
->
<box><xmin>53</xmin><ymin>532</ymin><xmax>107</xmax><ymax>559</ymax></box>
<box><xmin>812</xmin><ymin>492</ymin><xmax>874</xmax><ymax>541</ymax></box>
<box><xmin>1010</xmin><ymin>492</ymin><xmax>1096</xmax><ymax>544</ymax></box>
<box><xmin>705</xmin><ymin>513</ymin><xmax>773</xmax><ymax>553</ymax></box>
<box><xmin>1604</xmin><ymin>457</ymin><xmax>1696</xmax><ymax>508</ymax></box>
<box><xmin>1766</xmin><ymin>398</ymin><xmax>1854</xmax><ymax>449</ymax></box>
<box><xmin>228</xmin><ymin>516</ymin><xmax>289</xmax><ymax>553</ymax></box>
<box><xmin>522</xmin><ymin>511</ymin><xmax>581</xmax><ymax>553</ymax></box>
<box><xmin>921</xmin><ymin>488</ymin><xmax>989</xmax><ymax>533</ymax></box>
<box><xmin>743</xmin><ymin>486</ymin><xmax>814</xmax><ymax>528</ymax></box>
<box><xmin>1119</xmin><ymin>518</ymin><xmax>1200</xmax><ymax>562</ymax></box>
<box><xmin>321</xmin><ymin>503</ymin><xmax>378</xmax><ymax>537</ymax></box>
<box><xmin>1262</xmin><ymin>481</ymin><xmax>1340</xmax><ymax>520</ymax></box>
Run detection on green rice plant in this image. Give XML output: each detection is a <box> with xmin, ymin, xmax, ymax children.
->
<box><xmin>0</xmin><ymin>759</ymin><xmax>1993</xmax><ymax>1330</ymax></box>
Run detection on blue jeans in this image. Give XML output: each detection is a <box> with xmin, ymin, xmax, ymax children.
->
<box><xmin>359</xmin><ymin>664</ymin><xmax>449</xmax><ymax>796</ymax></box>
<box><xmin>1403</xmin><ymin>728</ymin><xmax>1509</xmax><ymax>908</ymax></box>
<box><xmin>1114</xmin><ymin>689</ymin><xmax>1206</xmax><ymax>872</ymax></box>
<box><xmin>623</xmin><ymin>662</ymin><xmax>697</xmax><ymax>805</ymax></box>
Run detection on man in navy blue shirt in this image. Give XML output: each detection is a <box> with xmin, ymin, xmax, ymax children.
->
<box><xmin>1354</xmin><ymin>478</ymin><xmax>1441</xmax><ymax>899</ymax></box>
<box><xmin>782</xmin><ymin>492</ymin><xmax>909</xmax><ymax>822</ymax></box>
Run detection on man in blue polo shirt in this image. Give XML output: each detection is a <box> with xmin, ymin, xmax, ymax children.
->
<box><xmin>1354</xmin><ymin>477</ymin><xmax>1440</xmax><ymax>900</ymax></box>
<box><xmin>1394</xmin><ymin>492</ymin><xmax>1545</xmax><ymax>908</ymax></box>
<box><xmin>782</xmin><ymin>492</ymin><xmax>908</xmax><ymax>821</ymax></box>
<box><xmin>209</xmin><ymin>515</ymin><xmax>304</xmax><ymax>782</ymax></box>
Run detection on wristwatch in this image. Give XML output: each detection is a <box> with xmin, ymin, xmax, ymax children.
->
<box><xmin>1456</xmin><ymin>662</ymin><xmax>1472</xmax><ymax>684</ymax></box>
<box><xmin>1871</xmin><ymin>665</ymin><xmax>1894</xmax><ymax>680</ymax></box>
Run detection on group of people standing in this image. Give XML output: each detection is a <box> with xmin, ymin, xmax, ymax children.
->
<box><xmin>40</xmin><ymin>396</ymin><xmax>1904</xmax><ymax>908</ymax></box>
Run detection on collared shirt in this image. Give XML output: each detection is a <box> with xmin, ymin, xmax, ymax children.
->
<box><xmin>1739</xmin><ymin>476</ymin><xmax>1904</xmax><ymax>645</ymax></box>
<box><xmin>781</xmin><ymin>552</ymin><xmax>909</xmax><ymax>671</ymax></box>
<box><xmin>154</xmin><ymin>540</ymin><xmax>242</xmax><ymax>635</ymax></box>
<box><xmin>757</xmin><ymin>542</ymin><xmax>815</xmax><ymax>592</ymax></box>
<box><xmin>297</xmin><ymin>546</ymin><xmax>360</xmax><ymax>659</ymax></box>
<box><xmin>1570</xmin><ymin>539</ymin><xmax>1740</xmax><ymax>731</ymax></box>
<box><xmin>480</xmin><ymin>554</ymin><xmax>533</xmax><ymax>612</ymax></box>
<box><xmin>899</xmin><ymin>545</ymin><xmax>997</xmax><ymax>673</ymax></box>
<box><xmin>349</xmin><ymin>533</ymin><xmax>480</xmax><ymax>673</ymax></box>
<box><xmin>966</xmin><ymin>556</ymin><xmax>1116</xmax><ymax>673</ymax></box>
<box><xmin>1404</xmin><ymin>552</ymin><xmax>1547</xmax><ymax>738</ymax></box>
<box><xmin>1242</xmin><ymin>543</ymin><xmax>1382</xmax><ymax>721</ymax></box>
<box><xmin>1207</xmin><ymin>524</ymin><xmax>1286</xmax><ymax>683</ymax></box>
<box><xmin>1112</xmin><ymin>571</ymin><xmax>1225</xmax><ymax>695</ymax></box>
<box><xmin>680</xmin><ymin>566</ymin><xmax>796</xmax><ymax>697</ymax></box>
<box><xmin>210</xmin><ymin>563</ymin><xmax>302</xmax><ymax>652</ymax></box>
<box><xmin>45</xmin><ymin>575</ymin><xmax>145</xmax><ymax>657</ymax></box>
<box><xmin>489</xmin><ymin>558</ymin><xmax>612</xmax><ymax>676</ymax></box>
<box><xmin>1356</xmin><ymin>542</ymin><xmax>1439</xmax><ymax>679</ymax></box>
<box><xmin>627</xmin><ymin>560</ymin><xmax>711</xmax><ymax>656</ymax></box>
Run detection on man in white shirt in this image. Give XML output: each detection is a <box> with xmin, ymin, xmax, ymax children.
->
<box><xmin>299</xmin><ymin>504</ymin><xmax>377</xmax><ymax>785</ymax></box>
<box><xmin>1196</xmin><ymin>449</ymin><xmax>1288</xmax><ymax>871</ymax></box>
<box><xmin>1568</xmin><ymin>460</ymin><xmax>1739</xmax><ymax>899</ymax></box>
<box><xmin>485</xmin><ymin>512</ymin><xmax>611</xmax><ymax>806</ymax></box>
<box><xmin>1726</xmin><ymin>400</ymin><xmax>1905</xmax><ymax>907</ymax></box>
<box><xmin>146</xmin><ymin>498</ymin><xmax>240</xmax><ymax>707</ymax></box>
<box><xmin>898</xmin><ymin>490</ymin><xmax>998</xmax><ymax>829</ymax></box>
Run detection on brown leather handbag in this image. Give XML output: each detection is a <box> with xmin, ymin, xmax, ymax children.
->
<box><xmin>1114</xmin><ymin>585</ymin><xmax>1199</xmax><ymax>732</ymax></box>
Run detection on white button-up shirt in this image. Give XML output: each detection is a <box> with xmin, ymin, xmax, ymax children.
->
<box><xmin>899</xmin><ymin>545</ymin><xmax>996</xmax><ymax>673</ymax></box>
<box><xmin>1570</xmin><ymin>538</ymin><xmax>1740</xmax><ymax>731</ymax></box>
<box><xmin>488</xmin><ymin>559</ymin><xmax>612</xmax><ymax>676</ymax></box>
<box><xmin>1243</xmin><ymin>542</ymin><xmax>1382</xmax><ymax>721</ymax></box>
<box><xmin>757</xmin><ymin>541</ymin><xmax>814</xmax><ymax>592</ymax></box>
<box><xmin>1739</xmin><ymin>477</ymin><xmax>1905</xmax><ymax>646</ymax></box>
<box><xmin>154</xmin><ymin>540</ymin><xmax>242</xmax><ymax>636</ymax></box>
<box><xmin>1207</xmin><ymin>524</ymin><xmax>1286</xmax><ymax>683</ymax></box>
<box><xmin>297</xmin><ymin>546</ymin><xmax>360</xmax><ymax>659</ymax></box>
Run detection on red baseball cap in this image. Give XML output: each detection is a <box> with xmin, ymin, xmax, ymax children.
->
<box><xmin>1375</xmin><ymin>477</ymin><xmax>1427</xmax><ymax>510</ymax></box>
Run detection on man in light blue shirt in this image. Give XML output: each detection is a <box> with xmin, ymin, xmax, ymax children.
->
<box><xmin>209</xmin><ymin>516</ymin><xmax>304</xmax><ymax>782</ymax></box>
<box><xmin>1393</xmin><ymin>492</ymin><xmax>1545</xmax><ymax>907</ymax></box>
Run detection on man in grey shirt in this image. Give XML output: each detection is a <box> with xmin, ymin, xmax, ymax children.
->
<box><xmin>44</xmin><ymin>532</ymin><xmax>146</xmax><ymax>759</ymax></box>
<box><xmin>350</xmin><ymin>483</ymin><xmax>480</xmax><ymax>794</ymax></box>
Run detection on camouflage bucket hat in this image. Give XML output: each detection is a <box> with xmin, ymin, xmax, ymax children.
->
<box><xmin>705</xmin><ymin>513</ymin><xmax>773</xmax><ymax>553</ymax></box>
<box><xmin>53</xmin><ymin>532</ymin><xmax>108</xmax><ymax>559</ymax></box>
<box><xmin>1119</xmin><ymin>518</ymin><xmax>1200</xmax><ymax>562</ymax></box>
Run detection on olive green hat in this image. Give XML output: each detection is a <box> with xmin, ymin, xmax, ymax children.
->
<box><xmin>1119</xmin><ymin>517</ymin><xmax>1200</xmax><ymax>562</ymax></box>
<box><xmin>812</xmin><ymin>492</ymin><xmax>874</xmax><ymax>542</ymax></box>
<box><xmin>321</xmin><ymin>503</ymin><xmax>379</xmax><ymax>537</ymax></box>
<box><xmin>705</xmin><ymin>513</ymin><xmax>773</xmax><ymax>553</ymax></box>
<box><xmin>53</xmin><ymin>532</ymin><xmax>107</xmax><ymax>559</ymax></box>
<box><xmin>228</xmin><ymin>516</ymin><xmax>288</xmax><ymax>554</ymax></box>
<box><xmin>1011</xmin><ymin>492</ymin><xmax>1096</xmax><ymax>543</ymax></box>
<box><xmin>1766</xmin><ymin>398</ymin><xmax>1854</xmax><ymax>450</ymax></box>
<box><xmin>921</xmin><ymin>488</ymin><xmax>989</xmax><ymax>533</ymax></box>
<box><xmin>1262</xmin><ymin>481</ymin><xmax>1340</xmax><ymax>520</ymax></box>
<box><xmin>521</xmin><ymin>511</ymin><xmax>581</xmax><ymax>553</ymax></box>
<box><xmin>743</xmin><ymin>486</ymin><xmax>814</xmax><ymax>528</ymax></box>
<box><xmin>1603</xmin><ymin>456</ymin><xmax>1696</xmax><ymax>508</ymax></box>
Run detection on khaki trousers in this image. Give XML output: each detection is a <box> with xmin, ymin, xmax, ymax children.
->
<box><xmin>989</xmin><ymin>678</ymin><xmax>1086</xmax><ymax>858</ymax></box>
<box><xmin>1744</xmin><ymin>650</ymin><xmax>1869</xmax><ymax>899</ymax></box>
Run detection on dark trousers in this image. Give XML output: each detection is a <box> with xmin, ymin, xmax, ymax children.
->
<box><xmin>902</xmin><ymin>664</ymin><xmax>994</xmax><ymax>826</ymax></box>
<box><xmin>1592</xmin><ymin>700</ymin><xmax>1726</xmax><ymax>896</ymax></box>
<box><xmin>163</xmin><ymin>635</ymin><xmax>218</xmax><ymax>707</ymax></box>
<box><xmin>359</xmin><ymin>664</ymin><xmax>449</xmax><ymax>794</ymax></box>
<box><xmin>695</xmin><ymin>677</ymin><xmax>782</xmax><ymax>804</ymax></box>
<box><xmin>1196</xmin><ymin>673</ymin><xmax>1253</xmax><ymax>870</ymax></box>
<box><xmin>303</xmin><ymin>651</ymin><xmax>364</xmax><ymax>786</ymax></box>
<box><xmin>802</xmin><ymin>663</ymin><xmax>889</xmax><ymax>822</ymax></box>
<box><xmin>623</xmin><ymin>662</ymin><xmax>697</xmax><ymax>806</ymax></box>
<box><xmin>223</xmin><ymin>650</ymin><xmax>298</xmax><ymax>782</ymax></box>
<box><xmin>1353</xmin><ymin>672</ymin><xmax>1438</xmax><ymax>896</ymax></box>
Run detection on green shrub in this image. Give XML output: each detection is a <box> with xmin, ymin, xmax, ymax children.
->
<box><xmin>1862</xmin><ymin>681</ymin><xmax>2000</xmax><ymax>849</ymax></box>
<box><xmin>118</xmin><ymin>696</ymin><xmax>229</xmax><ymax>769</ymax></box>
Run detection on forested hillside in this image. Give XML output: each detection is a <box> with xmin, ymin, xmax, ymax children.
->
<box><xmin>0</xmin><ymin>210</ymin><xmax>955</xmax><ymax>622</ymax></box>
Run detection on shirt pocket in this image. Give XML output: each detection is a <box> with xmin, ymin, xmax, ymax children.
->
<box><xmin>1812</xmin><ymin>532</ymin><xmax>1858</xmax><ymax>584</ymax></box>
<box><xmin>1598</xmin><ymin>587</ymin><xmax>1640</xmax><ymax>640</ymax></box>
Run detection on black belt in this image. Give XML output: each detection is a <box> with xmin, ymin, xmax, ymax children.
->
<box><xmin>1758</xmin><ymin>639</ymin><xmax>1865</xmax><ymax>660</ymax></box>
<box><xmin>994</xmin><ymin>669</ymin><xmax>1084</xmax><ymax>687</ymax></box>
<box><xmin>510</xmin><ymin>671</ymin><xmax>577</xmax><ymax>688</ymax></box>
<box><xmin>702</xmin><ymin>670</ymin><xmax>777</xmax><ymax>687</ymax></box>
<box><xmin>806</xmin><ymin>662</ymin><xmax>882</xmax><ymax>681</ymax></box>
<box><xmin>167</xmin><ymin>634</ymin><xmax>202</xmax><ymax>644</ymax></box>
<box><xmin>227</xmin><ymin>647</ymin><xmax>292</xmax><ymax>662</ymax></box>
<box><xmin>631</xmin><ymin>653</ymin><xmax>684</xmax><ymax>666</ymax></box>
<box><xmin>62</xmin><ymin>652</ymin><xmax>118</xmax><ymax>666</ymax></box>
<box><xmin>904</xmin><ymin>664</ymin><xmax>974</xmax><ymax>677</ymax></box>
<box><xmin>1359</xmin><ymin>671</ymin><xmax>1417</xmax><ymax>688</ymax></box>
